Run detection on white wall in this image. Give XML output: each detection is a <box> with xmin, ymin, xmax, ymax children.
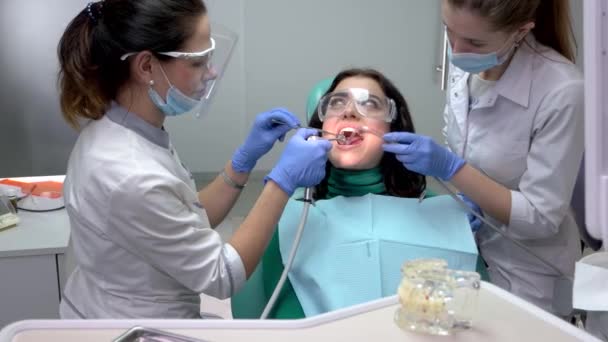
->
<box><xmin>0</xmin><ymin>0</ymin><xmax>87</xmax><ymax>177</ymax></box>
<box><xmin>570</xmin><ymin>0</ymin><xmax>584</xmax><ymax>69</ymax></box>
<box><xmin>164</xmin><ymin>0</ymin><xmax>248</xmax><ymax>173</ymax></box>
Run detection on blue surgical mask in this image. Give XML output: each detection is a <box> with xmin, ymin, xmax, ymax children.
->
<box><xmin>447</xmin><ymin>40</ymin><xmax>515</xmax><ymax>74</ymax></box>
<box><xmin>148</xmin><ymin>66</ymin><xmax>200</xmax><ymax>117</ymax></box>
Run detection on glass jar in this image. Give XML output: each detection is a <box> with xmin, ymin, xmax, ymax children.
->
<box><xmin>0</xmin><ymin>188</ymin><xmax>19</xmax><ymax>212</ymax></box>
<box><xmin>394</xmin><ymin>259</ymin><xmax>480</xmax><ymax>335</ymax></box>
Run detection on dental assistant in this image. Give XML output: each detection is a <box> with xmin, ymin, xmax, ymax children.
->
<box><xmin>57</xmin><ymin>0</ymin><xmax>331</xmax><ymax>319</ymax></box>
<box><xmin>383</xmin><ymin>0</ymin><xmax>584</xmax><ymax>314</ymax></box>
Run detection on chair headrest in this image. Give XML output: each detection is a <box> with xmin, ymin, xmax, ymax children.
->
<box><xmin>305</xmin><ymin>78</ymin><xmax>334</xmax><ymax>122</ymax></box>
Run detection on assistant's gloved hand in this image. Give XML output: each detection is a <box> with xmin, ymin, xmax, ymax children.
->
<box><xmin>458</xmin><ymin>193</ymin><xmax>483</xmax><ymax>232</ymax></box>
<box><xmin>232</xmin><ymin>108</ymin><xmax>301</xmax><ymax>173</ymax></box>
<box><xmin>265</xmin><ymin>129</ymin><xmax>332</xmax><ymax>196</ymax></box>
<box><xmin>382</xmin><ymin>132</ymin><xmax>465</xmax><ymax>181</ymax></box>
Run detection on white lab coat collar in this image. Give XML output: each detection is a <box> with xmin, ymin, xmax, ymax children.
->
<box><xmin>105</xmin><ymin>101</ymin><xmax>170</xmax><ymax>149</ymax></box>
<box><xmin>493</xmin><ymin>35</ymin><xmax>537</xmax><ymax>108</ymax></box>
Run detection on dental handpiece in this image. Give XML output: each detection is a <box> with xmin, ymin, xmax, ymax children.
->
<box><xmin>303</xmin><ymin>135</ymin><xmax>320</xmax><ymax>202</ymax></box>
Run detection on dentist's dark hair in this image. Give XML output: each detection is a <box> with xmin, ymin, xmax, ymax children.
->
<box><xmin>308</xmin><ymin>68</ymin><xmax>426</xmax><ymax>199</ymax></box>
<box><xmin>58</xmin><ymin>0</ymin><xmax>207</xmax><ymax>129</ymax></box>
<box><xmin>446</xmin><ymin>0</ymin><xmax>576</xmax><ymax>63</ymax></box>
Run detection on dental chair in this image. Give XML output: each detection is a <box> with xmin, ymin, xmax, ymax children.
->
<box><xmin>230</xmin><ymin>78</ymin><xmax>488</xmax><ymax>319</ymax></box>
<box><xmin>230</xmin><ymin>78</ymin><xmax>334</xmax><ymax>319</ymax></box>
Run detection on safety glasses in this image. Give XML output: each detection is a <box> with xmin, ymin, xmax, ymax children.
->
<box><xmin>318</xmin><ymin>88</ymin><xmax>397</xmax><ymax>122</ymax></box>
<box><xmin>120</xmin><ymin>37</ymin><xmax>216</xmax><ymax>62</ymax></box>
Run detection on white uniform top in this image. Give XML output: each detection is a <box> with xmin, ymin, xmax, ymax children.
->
<box><xmin>443</xmin><ymin>36</ymin><xmax>584</xmax><ymax>313</ymax></box>
<box><xmin>59</xmin><ymin>103</ymin><xmax>245</xmax><ymax>319</ymax></box>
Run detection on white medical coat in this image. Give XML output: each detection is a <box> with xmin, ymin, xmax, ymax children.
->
<box><xmin>59</xmin><ymin>103</ymin><xmax>245</xmax><ymax>319</ymax></box>
<box><xmin>443</xmin><ymin>36</ymin><xmax>584</xmax><ymax>313</ymax></box>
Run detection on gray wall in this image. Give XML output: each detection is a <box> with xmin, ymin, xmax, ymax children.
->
<box><xmin>571</xmin><ymin>0</ymin><xmax>584</xmax><ymax>70</ymax></box>
<box><xmin>0</xmin><ymin>0</ymin><xmax>84</xmax><ymax>177</ymax></box>
<box><xmin>167</xmin><ymin>0</ymin><xmax>448</xmax><ymax>173</ymax></box>
<box><xmin>0</xmin><ymin>0</ymin><xmax>585</xmax><ymax>177</ymax></box>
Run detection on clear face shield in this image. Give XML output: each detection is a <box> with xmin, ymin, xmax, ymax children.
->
<box><xmin>189</xmin><ymin>22</ymin><xmax>238</xmax><ymax>118</ymax></box>
<box><xmin>317</xmin><ymin>88</ymin><xmax>397</xmax><ymax>123</ymax></box>
<box><xmin>120</xmin><ymin>22</ymin><xmax>238</xmax><ymax>118</ymax></box>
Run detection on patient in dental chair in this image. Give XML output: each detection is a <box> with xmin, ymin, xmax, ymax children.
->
<box><xmin>233</xmin><ymin>68</ymin><xmax>480</xmax><ymax>319</ymax></box>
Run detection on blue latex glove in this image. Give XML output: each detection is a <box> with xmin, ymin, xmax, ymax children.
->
<box><xmin>265</xmin><ymin>129</ymin><xmax>332</xmax><ymax>196</ymax></box>
<box><xmin>382</xmin><ymin>132</ymin><xmax>466</xmax><ymax>181</ymax></box>
<box><xmin>458</xmin><ymin>193</ymin><xmax>483</xmax><ymax>232</ymax></box>
<box><xmin>232</xmin><ymin>108</ymin><xmax>301</xmax><ymax>173</ymax></box>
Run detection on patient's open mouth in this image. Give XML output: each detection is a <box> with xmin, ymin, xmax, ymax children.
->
<box><xmin>338</xmin><ymin>127</ymin><xmax>363</xmax><ymax>145</ymax></box>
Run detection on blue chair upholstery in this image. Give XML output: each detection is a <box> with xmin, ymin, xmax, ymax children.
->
<box><xmin>305</xmin><ymin>78</ymin><xmax>334</xmax><ymax>122</ymax></box>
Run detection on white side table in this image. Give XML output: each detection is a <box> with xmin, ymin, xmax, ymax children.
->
<box><xmin>0</xmin><ymin>176</ymin><xmax>70</xmax><ymax>328</ymax></box>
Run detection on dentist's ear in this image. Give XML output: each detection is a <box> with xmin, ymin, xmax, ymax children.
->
<box><xmin>129</xmin><ymin>51</ymin><xmax>155</xmax><ymax>86</ymax></box>
<box><xmin>516</xmin><ymin>21</ymin><xmax>536</xmax><ymax>44</ymax></box>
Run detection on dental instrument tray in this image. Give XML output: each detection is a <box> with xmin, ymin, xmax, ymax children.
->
<box><xmin>113</xmin><ymin>326</ymin><xmax>211</xmax><ymax>342</ymax></box>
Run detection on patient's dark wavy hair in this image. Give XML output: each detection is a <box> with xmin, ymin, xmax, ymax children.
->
<box><xmin>308</xmin><ymin>68</ymin><xmax>426</xmax><ymax>199</ymax></box>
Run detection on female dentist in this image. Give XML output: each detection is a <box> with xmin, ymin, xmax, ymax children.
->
<box><xmin>57</xmin><ymin>0</ymin><xmax>331</xmax><ymax>318</ymax></box>
<box><xmin>383</xmin><ymin>0</ymin><xmax>584</xmax><ymax>315</ymax></box>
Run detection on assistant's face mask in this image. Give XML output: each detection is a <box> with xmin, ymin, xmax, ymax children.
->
<box><xmin>447</xmin><ymin>33</ymin><xmax>518</xmax><ymax>74</ymax></box>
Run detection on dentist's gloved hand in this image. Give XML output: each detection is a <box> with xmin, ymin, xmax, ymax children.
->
<box><xmin>382</xmin><ymin>132</ymin><xmax>465</xmax><ymax>181</ymax></box>
<box><xmin>458</xmin><ymin>193</ymin><xmax>483</xmax><ymax>232</ymax></box>
<box><xmin>232</xmin><ymin>108</ymin><xmax>301</xmax><ymax>173</ymax></box>
<box><xmin>265</xmin><ymin>129</ymin><xmax>332</xmax><ymax>196</ymax></box>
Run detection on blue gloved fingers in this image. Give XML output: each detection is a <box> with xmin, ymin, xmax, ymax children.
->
<box><xmin>383</xmin><ymin>131</ymin><xmax>418</xmax><ymax>144</ymax></box>
<box><xmin>251</xmin><ymin>108</ymin><xmax>300</xmax><ymax>141</ymax></box>
<box><xmin>265</xmin><ymin>128</ymin><xmax>331</xmax><ymax>195</ymax></box>
<box><xmin>396</xmin><ymin>154</ymin><xmax>420</xmax><ymax>166</ymax></box>
<box><xmin>232</xmin><ymin>108</ymin><xmax>301</xmax><ymax>173</ymax></box>
<box><xmin>311</xmin><ymin>138</ymin><xmax>332</xmax><ymax>152</ymax></box>
<box><xmin>262</xmin><ymin>108</ymin><xmax>301</xmax><ymax>129</ymax></box>
<box><xmin>294</xmin><ymin>128</ymin><xmax>322</xmax><ymax>141</ymax></box>
<box><xmin>383</xmin><ymin>143</ymin><xmax>419</xmax><ymax>166</ymax></box>
<box><xmin>384</xmin><ymin>132</ymin><xmax>465</xmax><ymax>181</ymax></box>
<box><xmin>381</xmin><ymin>142</ymin><xmax>411</xmax><ymax>155</ymax></box>
<box><xmin>258</xmin><ymin>109</ymin><xmax>301</xmax><ymax>142</ymax></box>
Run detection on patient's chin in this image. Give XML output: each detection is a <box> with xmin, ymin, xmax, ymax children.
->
<box><xmin>329</xmin><ymin>145</ymin><xmax>383</xmax><ymax>170</ymax></box>
<box><xmin>330</xmin><ymin>155</ymin><xmax>377</xmax><ymax>170</ymax></box>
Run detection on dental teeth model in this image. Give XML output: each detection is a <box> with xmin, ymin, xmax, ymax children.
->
<box><xmin>394</xmin><ymin>259</ymin><xmax>481</xmax><ymax>336</ymax></box>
